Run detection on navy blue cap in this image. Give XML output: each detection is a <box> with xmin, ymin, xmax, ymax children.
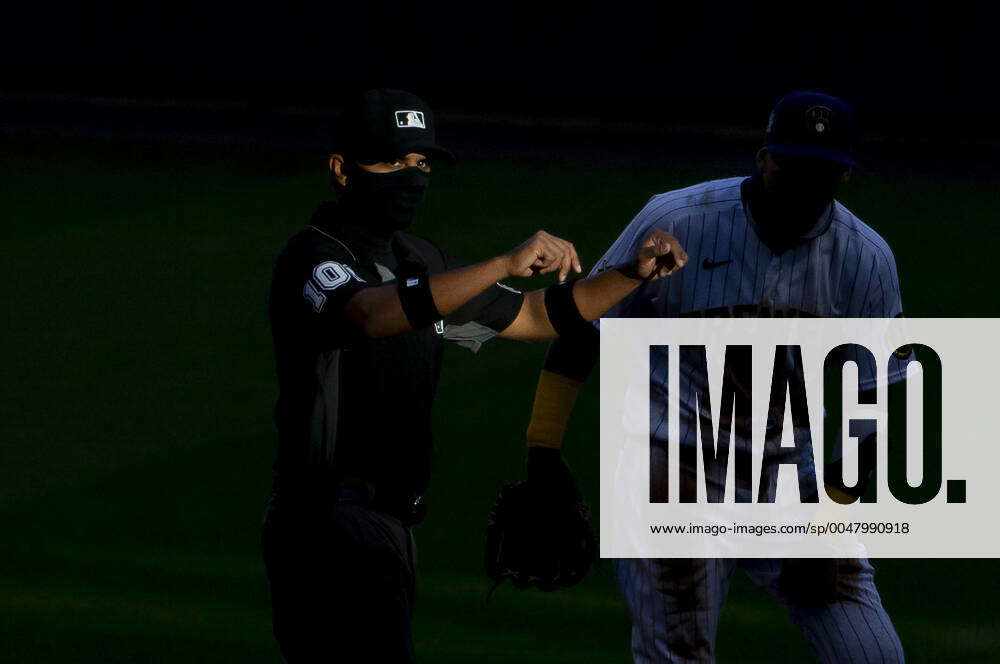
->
<box><xmin>765</xmin><ymin>91</ymin><xmax>856</xmax><ymax>167</ymax></box>
<box><xmin>333</xmin><ymin>88</ymin><xmax>455</xmax><ymax>165</ymax></box>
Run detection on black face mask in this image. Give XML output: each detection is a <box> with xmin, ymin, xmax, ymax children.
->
<box><xmin>767</xmin><ymin>171</ymin><xmax>839</xmax><ymax>230</ymax></box>
<box><xmin>750</xmin><ymin>166</ymin><xmax>841</xmax><ymax>248</ymax></box>
<box><xmin>340</xmin><ymin>165</ymin><xmax>430</xmax><ymax>232</ymax></box>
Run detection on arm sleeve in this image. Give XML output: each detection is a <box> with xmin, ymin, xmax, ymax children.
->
<box><xmin>542</xmin><ymin>194</ymin><xmax>673</xmax><ymax>376</ymax></box>
<box><xmin>544</xmin><ymin>331</ymin><xmax>599</xmax><ymax>382</ymax></box>
<box><xmin>436</xmin><ymin>249</ymin><xmax>525</xmax><ymax>353</ymax></box>
<box><xmin>524</xmin><ymin>203</ymin><xmax>656</xmax><ymax>448</ymax></box>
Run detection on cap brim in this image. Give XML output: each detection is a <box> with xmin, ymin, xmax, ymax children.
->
<box><xmin>339</xmin><ymin>142</ymin><xmax>456</xmax><ymax>166</ymax></box>
<box><xmin>767</xmin><ymin>141</ymin><xmax>856</xmax><ymax>167</ymax></box>
<box><xmin>412</xmin><ymin>143</ymin><xmax>455</xmax><ymax>165</ymax></box>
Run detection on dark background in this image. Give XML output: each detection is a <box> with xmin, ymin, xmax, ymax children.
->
<box><xmin>2</xmin><ymin>2</ymin><xmax>997</xmax><ymax>662</ymax></box>
<box><xmin>3</xmin><ymin>0</ymin><xmax>999</xmax><ymax>135</ymax></box>
<box><xmin>3</xmin><ymin>1</ymin><xmax>1000</xmax><ymax>154</ymax></box>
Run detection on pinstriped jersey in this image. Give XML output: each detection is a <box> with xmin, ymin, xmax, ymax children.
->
<box><xmin>595</xmin><ymin>176</ymin><xmax>903</xmax><ymax>321</ymax></box>
<box><xmin>593</xmin><ymin>176</ymin><xmax>906</xmax><ymax>391</ymax></box>
<box><xmin>593</xmin><ymin>176</ymin><xmax>906</xmax><ymax>502</ymax></box>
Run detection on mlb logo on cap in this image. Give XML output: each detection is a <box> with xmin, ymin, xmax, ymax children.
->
<box><xmin>396</xmin><ymin>110</ymin><xmax>426</xmax><ymax>129</ymax></box>
<box><xmin>333</xmin><ymin>89</ymin><xmax>454</xmax><ymax>164</ymax></box>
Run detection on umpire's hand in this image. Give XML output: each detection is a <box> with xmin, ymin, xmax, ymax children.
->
<box><xmin>504</xmin><ymin>230</ymin><xmax>583</xmax><ymax>282</ymax></box>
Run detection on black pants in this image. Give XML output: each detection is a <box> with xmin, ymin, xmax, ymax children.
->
<box><xmin>261</xmin><ymin>495</ymin><xmax>417</xmax><ymax>663</ymax></box>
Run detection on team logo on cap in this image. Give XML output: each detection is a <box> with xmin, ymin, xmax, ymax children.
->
<box><xmin>395</xmin><ymin>110</ymin><xmax>426</xmax><ymax>129</ymax></box>
<box><xmin>804</xmin><ymin>105</ymin><xmax>833</xmax><ymax>135</ymax></box>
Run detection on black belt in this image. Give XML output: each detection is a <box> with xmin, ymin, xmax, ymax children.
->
<box><xmin>336</xmin><ymin>479</ymin><xmax>428</xmax><ymax>527</ymax></box>
<box><xmin>273</xmin><ymin>476</ymin><xmax>428</xmax><ymax>527</ymax></box>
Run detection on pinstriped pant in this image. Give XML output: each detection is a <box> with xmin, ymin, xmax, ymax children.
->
<box><xmin>614</xmin><ymin>558</ymin><xmax>904</xmax><ymax>664</ymax></box>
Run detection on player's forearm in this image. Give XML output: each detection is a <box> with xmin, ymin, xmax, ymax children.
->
<box><xmin>345</xmin><ymin>257</ymin><xmax>508</xmax><ymax>338</ymax></box>
<box><xmin>572</xmin><ymin>268</ymin><xmax>644</xmax><ymax>321</ymax></box>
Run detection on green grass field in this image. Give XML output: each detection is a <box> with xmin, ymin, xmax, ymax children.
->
<box><xmin>2</xmin><ymin>135</ymin><xmax>998</xmax><ymax>662</ymax></box>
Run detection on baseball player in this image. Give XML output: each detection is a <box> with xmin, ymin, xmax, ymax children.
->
<box><xmin>260</xmin><ymin>89</ymin><xmax>686</xmax><ymax>663</ymax></box>
<box><xmin>515</xmin><ymin>91</ymin><xmax>907</xmax><ymax>662</ymax></box>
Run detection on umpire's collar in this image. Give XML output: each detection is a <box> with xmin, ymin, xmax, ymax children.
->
<box><xmin>310</xmin><ymin>201</ymin><xmax>429</xmax><ymax>273</ymax></box>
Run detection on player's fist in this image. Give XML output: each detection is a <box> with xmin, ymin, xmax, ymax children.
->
<box><xmin>504</xmin><ymin>230</ymin><xmax>583</xmax><ymax>282</ymax></box>
<box><xmin>633</xmin><ymin>229</ymin><xmax>687</xmax><ymax>280</ymax></box>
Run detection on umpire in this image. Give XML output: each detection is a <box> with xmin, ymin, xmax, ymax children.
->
<box><xmin>260</xmin><ymin>88</ymin><xmax>686</xmax><ymax>662</ymax></box>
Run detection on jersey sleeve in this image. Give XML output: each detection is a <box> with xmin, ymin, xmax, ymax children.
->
<box><xmin>864</xmin><ymin>249</ymin><xmax>904</xmax><ymax>319</ymax></box>
<box><xmin>832</xmin><ymin>245</ymin><xmax>906</xmax><ymax>391</ymax></box>
<box><xmin>867</xmin><ymin>248</ymin><xmax>908</xmax><ymax>388</ymax></box>
<box><xmin>590</xmin><ymin>195</ymin><xmax>663</xmax><ymax>278</ymax></box>
<box><xmin>436</xmin><ymin>249</ymin><xmax>525</xmax><ymax>353</ymax></box>
<box><xmin>297</xmin><ymin>248</ymin><xmax>371</xmax><ymax>347</ymax></box>
<box><xmin>589</xmin><ymin>196</ymin><xmax>673</xmax><ymax>326</ymax></box>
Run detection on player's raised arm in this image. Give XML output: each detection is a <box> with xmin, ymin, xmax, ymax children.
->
<box><xmin>497</xmin><ymin>229</ymin><xmax>687</xmax><ymax>341</ymax></box>
<box><xmin>505</xmin><ymin>229</ymin><xmax>688</xmax><ymax>466</ymax></box>
<box><xmin>343</xmin><ymin>230</ymin><xmax>581</xmax><ymax>338</ymax></box>
<box><xmin>482</xmin><ymin>230</ymin><xmax>685</xmax><ymax>592</ymax></box>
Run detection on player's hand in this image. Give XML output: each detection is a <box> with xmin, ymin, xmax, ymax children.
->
<box><xmin>504</xmin><ymin>230</ymin><xmax>583</xmax><ymax>282</ymax></box>
<box><xmin>634</xmin><ymin>229</ymin><xmax>688</xmax><ymax>280</ymax></box>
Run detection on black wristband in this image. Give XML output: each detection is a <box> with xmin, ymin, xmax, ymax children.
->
<box><xmin>397</xmin><ymin>273</ymin><xmax>442</xmax><ymax>329</ymax></box>
<box><xmin>544</xmin><ymin>280</ymin><xmax>597</xmax><ymax>340</ymax></box>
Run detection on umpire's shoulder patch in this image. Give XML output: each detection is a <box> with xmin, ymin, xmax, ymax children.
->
<box><xmin>303</xmin><ymin>280</ymin><xmax>327</xmax><ymax>313</ymax></box>
<box><xmin>303</xmin><ymin>261</ymin><xmax>365</xmax><ymax>313</ymax></box>
<box><xmin>312</xmin><ymin>261</ymin><xmax>365</xmax><ymax>290</ymax></box>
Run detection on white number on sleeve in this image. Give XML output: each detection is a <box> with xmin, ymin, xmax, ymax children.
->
<box><xmin>304</xmin><ymin>280</ymin><xmax>327</xmax><ymax>313</ymax></box>
<box><xmin>313</xmin><ymin>261</ymin><xmax>351</xmax><ymax>290</ymax></box>
<box><xmin>304</xmin><ymin>261</ymin><xmax>365</xmax><ymax>313</ymax></box>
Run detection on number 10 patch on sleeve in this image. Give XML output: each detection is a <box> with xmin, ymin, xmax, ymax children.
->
<box><xmin>303</xmin><ymin>261</ymin><xmax>365</xmax><ymax>313</ymax></box>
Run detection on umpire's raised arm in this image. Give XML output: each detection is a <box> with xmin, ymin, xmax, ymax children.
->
<box><xmin>343</xmin><ymin>229</ymin><xmax>581</xmax><ymax>338</ymax></box>
<box><xmin>343</xmin><ymin>227</ymin><xmax>686</xmax><ymax>341</ymax></box>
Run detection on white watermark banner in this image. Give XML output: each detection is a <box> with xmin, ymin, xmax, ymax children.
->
<box><xmin>599</xmin><ymin>318</ymin><xmax>999</xmax><ymax>558</ymax></box>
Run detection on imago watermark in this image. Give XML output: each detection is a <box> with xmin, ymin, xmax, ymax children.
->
<box><xmin>599</xmin><ymin>318</ymin><xmax>996</xmax><ymax>558</ymax></box>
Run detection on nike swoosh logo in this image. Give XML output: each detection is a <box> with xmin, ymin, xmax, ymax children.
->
<box><xmin>702</xmin><ymin>257</ymin><xmax>733</xmax><ymax>269</ymax></box>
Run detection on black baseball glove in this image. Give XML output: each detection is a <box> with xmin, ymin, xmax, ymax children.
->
<box><xmin>485</xmin><ymin>447</ymin><xmax>597</xmax><ymax>591</ymax></box>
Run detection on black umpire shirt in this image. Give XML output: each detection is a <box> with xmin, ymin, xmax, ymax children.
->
<box><xmin>269</xmin><ymin>202</ymin><xmax>525</xmax><ymax>508</ymax></box>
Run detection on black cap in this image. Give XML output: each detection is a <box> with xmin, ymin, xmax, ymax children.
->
<box><xmin>765</xmin><ymin>91</ymin><xmax>856</xmax><ymax>166</ymax></box>
<box><xmin>333</xmin><ymin>88</ymin><xmax>455</xmax><ymax>165</ymax></box>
